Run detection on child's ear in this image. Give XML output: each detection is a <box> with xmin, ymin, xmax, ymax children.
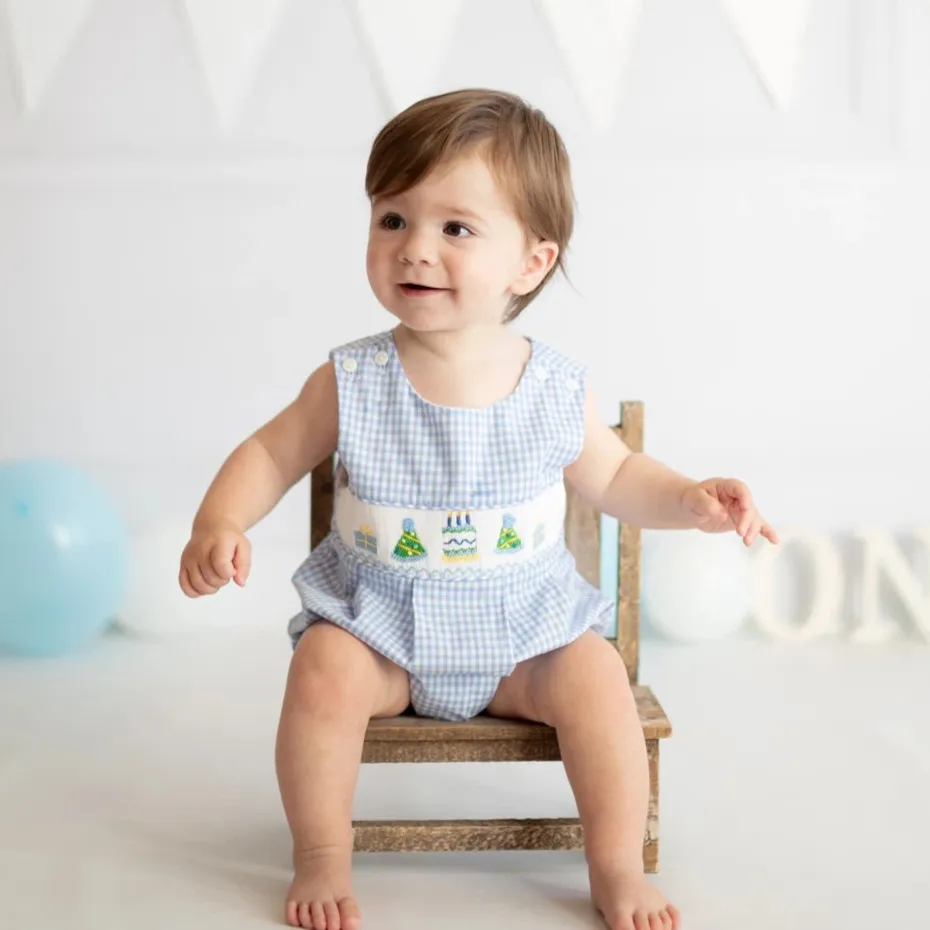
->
<box><xmin>511</xmin><ymin>241</ymin><xmax>559</xmax><ymax>296</ymax></box>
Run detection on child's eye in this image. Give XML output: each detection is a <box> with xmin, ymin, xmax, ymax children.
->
<box><xmin>444</xmin><ymin>222</ymin><xmax>473</xmax><ymax>238</ymax></box>
<box><xmin>379</xmin><ymin>213</ymin><xmax>405</xmax><ymax>231</ymax></box>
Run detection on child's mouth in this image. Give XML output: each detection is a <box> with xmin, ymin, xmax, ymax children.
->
<box><xmin>399</xmin><ymin>283</ymin><xmax>447</xmax><ymax>297</ymax></box>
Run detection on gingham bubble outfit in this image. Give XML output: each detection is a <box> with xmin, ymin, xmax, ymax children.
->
<box><xmin>288</xmin><ymin>331</ymin><xmax>614</xmax><ymax>721</ymax></box>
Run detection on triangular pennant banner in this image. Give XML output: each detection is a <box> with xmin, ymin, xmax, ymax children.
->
<box><xmin>720</xmin><ymin>0</ymin><xmax>812</xmax><ymax>109</ymax></box>
<box><xmin>355</xmin><ymin>0</ymin><xmax>464</xmax><ymax>114</ymax></box>
<box><xmin>5</xmin><ymin>0</ymin><xmax>99</xmax><ymax>112</ymax></box>
<box><xmin>180</xmin><ymin>0</ymin><xmax>290</xmax><ymax>129</ymax></box>
<box><xmin>538</xmin><ymin>0</ymin><xmax>643</xmax><ymax>131</ymax></box>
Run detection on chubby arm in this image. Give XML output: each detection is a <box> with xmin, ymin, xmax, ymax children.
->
<box><xmin>565</xmin><ymin>387</ymin><xmax>777</xmax><ymax>544</ymax></box>
<box><xmin>192</xmin><ymin>360</ymin><xmax>338</xmax><ymax>535</ymax></box>
<box><xmin>564</xmin><ymin>387</ymin><xmax>698</xmax><ymax>529</ymax></box>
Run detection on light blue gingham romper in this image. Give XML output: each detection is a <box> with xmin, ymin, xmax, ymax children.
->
<box><xmin>288</xmin><ymin>331</ymin><xmax>614</xmax><ymax>721</ymax></box>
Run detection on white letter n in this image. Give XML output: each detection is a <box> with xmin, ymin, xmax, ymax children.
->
<box><xmin>852</xmin><ymin>528</ymin><xmax>930</xmax><ymax>643</ymax></box>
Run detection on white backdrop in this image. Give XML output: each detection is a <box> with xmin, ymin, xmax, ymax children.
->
<box><xmin>1</xmin><ymin>0</ymin><xmax>929</xmax><ymax>564</ymax></box>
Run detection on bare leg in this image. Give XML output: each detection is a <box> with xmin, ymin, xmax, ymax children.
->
<box><xmin>276</xmin><ymin>621</ymin><xmax>410</xmax><ymax>929</ymax></box>
<box><xmin>487</xmin><ymin>632</ymin><xmax>680</xmax><ymax>930</ymax></box>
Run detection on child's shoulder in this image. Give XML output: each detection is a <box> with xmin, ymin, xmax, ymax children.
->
<box><xmin>328</xmin><ymin>330</ymin><xmax>393</xmax><ymax>360</ymax></box>
<box><xmin>527</xmin><ymin>337</ymin><xmax>587</xmax><ymax>385</ymax></box>
<box><xmin>326</xmin><ymin>330</ymin><xmax>587</xmax><ymax>391</ymax></box>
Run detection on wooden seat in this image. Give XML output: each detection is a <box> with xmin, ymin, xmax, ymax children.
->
<box><xmin>309</xmin><ymin>401</ymin><xmax>672</xmax><ymax>872</ymax></box>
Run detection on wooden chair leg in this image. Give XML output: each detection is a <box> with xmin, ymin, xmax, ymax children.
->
<box><xmin>644</xmin><ymin>738</ymin><xmax>660</xmax><ymax>873</ymax></box>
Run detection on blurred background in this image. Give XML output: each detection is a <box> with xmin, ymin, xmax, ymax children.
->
<box><xmin>2</xmin><ymin>0</ymin><xmax>928</xmax><ymax>549</ymax></box>
<box><xmin>0</xmin><ymin>3</ymin><xmax>928</xmax><ymax>928</ymax></box>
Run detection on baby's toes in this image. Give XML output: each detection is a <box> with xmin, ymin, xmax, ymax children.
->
<box><xmin>309</xmin><ymin>900</ymin><xmax>330</xmax><ymax>928</ymax></box>
<box><xmin>285</xmin><ymin>899</ymin><xmax>300</xmax><ymax>927</ymax></box>
<box><xmin>320</xmin><ymin>899</ymin><xmax>341</xmax><ymax>929</ymax></box>
<box><xmin>651</xmin><ymin>911</ymin><xmax>671</xmax><ymax>930</ymax></box>
<box><xmin>338</xmin><ymin>896</ymin><xmax>362</xmax><ymax>929</ymax></box>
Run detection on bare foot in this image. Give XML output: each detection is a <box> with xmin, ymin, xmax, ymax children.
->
<box><xmin>590</xmin><ymin>862</ymin><xmax>681</xmax><ymax>930</ymax></box>
<box><xmin>285</xmin><ymin>846</ymin><xmax>361</xmax><ymax>930</ymax></box>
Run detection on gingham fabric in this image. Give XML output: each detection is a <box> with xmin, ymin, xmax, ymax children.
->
<box><xmin>289</xmin><ymin>331</ymin><xmax>614</xmax><ymax>721</ymax></box>
<box><xmin>327</xmin><ymin>331</ymin><xmax>585</xmax><ymax>508</ymax></box>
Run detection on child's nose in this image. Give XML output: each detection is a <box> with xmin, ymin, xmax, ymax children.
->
<box><xmin>398</xmin><ymin>228</ymin><xmax>438</xmax><ymax>265</ymax></box>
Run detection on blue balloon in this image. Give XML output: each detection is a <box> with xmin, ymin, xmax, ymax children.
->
<box><xmin>0</xmin><ymin>460</ymin><xmax>129</xmax><ymax>656</ymax></box>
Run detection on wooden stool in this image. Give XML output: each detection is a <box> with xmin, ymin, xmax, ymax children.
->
<box><xmin>308</xmin><ymin>401</ymin><xmax>672</xmax><ymax>871</ymax></box>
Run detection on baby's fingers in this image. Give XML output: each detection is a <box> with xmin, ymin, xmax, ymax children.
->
<box><xmin>740</xmin><ymin>517</ymin><xmax>760</xmax><ymax>545</ymax></box>
<box><xmin>188</xmin><ymin>562</ymin><xmax>219</xmax><ymax>596</ymax></box>
<box><xmin>232</xmin><ymin>539</ymin><xmax>252</xmax><ymax>586</ymax></box>
<box><xmin>723</xmin><ymin>479</ymin><xmax>752</xmax><ymax>508</ymax></box>
<box><xmin>744</xmin><ymin>518</ymin><xmax>779</xmax><ymax>546</ymax></box>
<box><xmin>179</xmin><ymin>566</ymin><xmax>200</xmax><ymax>598</ymax></box>
<box><xmin>760</xmin><ymin>522</ymin><xmax>779</xmax><ymax>545</ymax></box>
<box><xmin>736</xmin><ymin>510</ymin><xmax>754</xmax><ymax>537</ymax></box>
<box><xmin>200</xmin><ymin>559</ymin><xmax>229</xmax><ymax>589</ymax></box>
<box><xmin>210</xmin><ymin>539</ymin><xmax>237</xmax><ymax>582</ymax></box>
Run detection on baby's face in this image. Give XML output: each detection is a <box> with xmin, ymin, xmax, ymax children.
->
<box><xmin>366</xmin><ymin>153</ymin><xmax>550</xmax><ymax>332</ymax></box>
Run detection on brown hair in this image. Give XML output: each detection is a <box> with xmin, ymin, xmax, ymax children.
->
<box><xmin>365</xmin><ymin>88</ymin><xmax>574</xmax><ymax>320</ymax></box>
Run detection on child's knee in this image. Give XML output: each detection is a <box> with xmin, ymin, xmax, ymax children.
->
<box><xmin>560</xmin><ymin>631</ymin><xmax>626</xmax><ymax>680</ymax></box>
<box><xmin>540</xmin><ymin>633</ymin><xmax>629</xmax><ymax>713</ymax></box>
<box><xmin>288</xmin><ymin>622</ymin><xmax>382</xmax><ymax>712</ymax></box>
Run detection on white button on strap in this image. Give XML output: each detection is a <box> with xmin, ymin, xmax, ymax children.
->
<box><xmin>373</xmin><ymin>350</ymin><xmax>390</xmax><ymax>367</ymax></box>
<box><xmin>342</xmin><ymin>358</ymin><xmax>358</xmax><ymax>374</ymax></box>
<box><xmin>564</xmin><ymin>377</ymin><xmax>580</xmax><ymax>392</ymax></box>
<box><xmin>534</xmin><ymin>366</ymin><xmax>549</xmax><ymax>382</ymax></box>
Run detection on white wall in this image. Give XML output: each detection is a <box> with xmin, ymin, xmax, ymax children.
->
<box><xmin>2</xmin><ymin>0</ymin><xmax>929</xmax><ymax>562</ymax></box>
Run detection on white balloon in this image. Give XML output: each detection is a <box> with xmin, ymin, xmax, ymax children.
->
<box><xmin>116</xmin><ymin>520</ymin><xmax>303</xmax><ymax>640</ymax></box>
<box><xmin>641</xmin><ymin>531</ymin><xmax>751</xmax><ymax>643</ymax></box>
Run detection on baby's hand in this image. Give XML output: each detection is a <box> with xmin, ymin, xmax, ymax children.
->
<box><xmin>179</xmin><ymin>520</ymin><xmax>252</xmax><ymax>597</ymax></box>
<box><xmin>681</xmin><ymin>478</ymin><xmax>778</xmax><ymax>546</ymax></box>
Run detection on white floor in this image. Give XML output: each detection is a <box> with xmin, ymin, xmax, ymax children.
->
<box><xmin>0</xmin><ymin>627</ymin><xmax>927</xmax><ymax>930</ymax></box>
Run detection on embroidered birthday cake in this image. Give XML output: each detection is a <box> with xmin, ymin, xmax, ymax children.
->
<box><xmin>442</xmin><ymin>511</ymin><xmax>479</xmax><ymax>563</ymax></box>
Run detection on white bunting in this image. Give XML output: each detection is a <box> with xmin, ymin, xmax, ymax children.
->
<box><xmin>719</xmin><ymin>0</ymin><xmax>812</xmax><ymax>109</ymax></box>
<box><xmin>354</xmin><ymin>0</ymin><xmax>465</xmax><ymax>114</ymax></box>
<box><xmin>5</xmin><ymin>0</ymin><xmax>99</xmax><ymax>113</ymax></box>
<box><xmin>538</xmin><ymin>0</ymin><xmax>643</xmax><ymax>131</ymax></box>
<box><xmin>180</xmin><ymin>0</ymin><xmax>290</xmax><ymax>129</ymax></box>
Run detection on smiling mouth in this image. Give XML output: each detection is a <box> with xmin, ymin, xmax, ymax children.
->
<box><xmin>399</xmin><ymin>283</ymin><xmax>448</xmax><ymax>295</ymax></box>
